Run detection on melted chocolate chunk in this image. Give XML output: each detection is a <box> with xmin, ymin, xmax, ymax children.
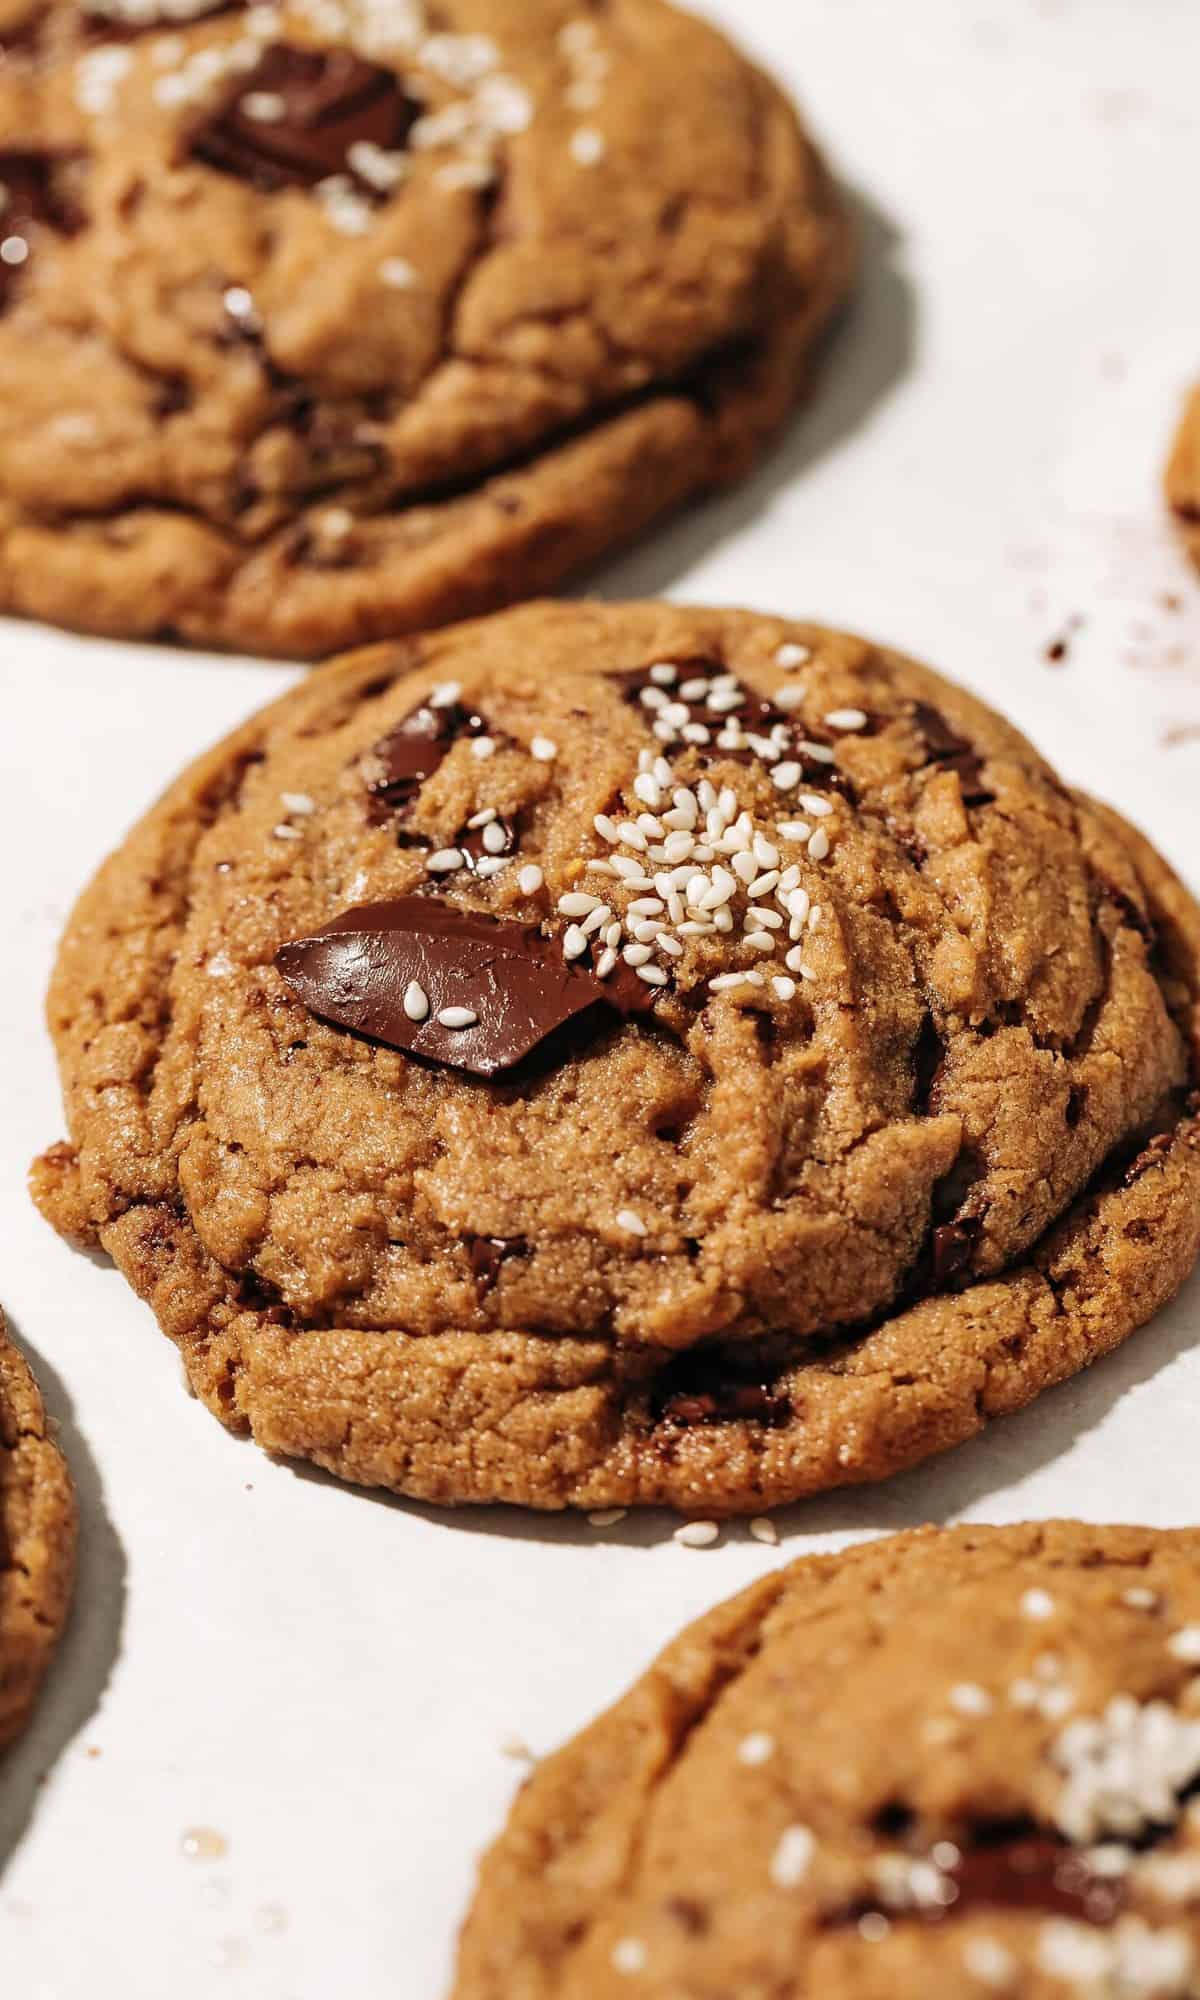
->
<box><xmin>0</xmin><ymin>151</ymin><xmax>82</xmax><ymax>311</ymax></box>
<box><xmin>929</xmin><ymin>1212</ymin><xmax>982</xmax><ymax>1287</ymax></box>
<box><xmin>366</xmin><ymin>698</ymin><xmax>490</xmax><ymax>821</ymax></box>
<box><xmin>949</xmin><ymin>1836</ymin><xmax>1125</xmax><ymax>1925</ymax></box>
<box><xmin>276</xmin><ymin>898</ymin><xmax>657</xmax><ymax>1079</ymax></box>
<box><xmin>466</xmin><ymin>1233</ymin><xmax>529</xmax><ymax>1297</ymax></box>
<box><xmin>190</xmin><ymin>44</ymin><xmax>420</xmax><ymax>195</ymax></box>
<box><xmin>911</xmin><ymin>701</ymin><xmax>995</xmax><ymax>807</ymax></box>
<box><xmin>655</xmin><ymin>1345</ymin><xmax>792</xmax><ymax>1430</ymax></box>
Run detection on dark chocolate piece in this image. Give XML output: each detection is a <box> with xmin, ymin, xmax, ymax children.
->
<box><xmin>276</xmin><ymin>897</ymin><xmax>657</xmax><ymax>1078</ymax></box>
<box><xmin>366</xmin><ymin>697</ymin><xmax>490</xmax><ymax>820</ymax></box>
<box><xmin>911</xmin><ymin>701</ymin><xmax>995</xmax><ymax>808</ymax></box>
<box><xmin>948</xmin><ymin>1835</ymin><xmax>1125</xmax><ymax>1925</ymax></box>
<box><xmin>466</xmin><ymin>1234</ymin><xmax>529</xmax><ymax>1297</ymax></box>
<box><xmin>929</xmin><ymin>1214</ymin><xmax>981</xmax><ymax>1287</ymax></box>
<box><xmin>191</xmin><ymin>44</ymin><xmax>419</xmax><ymax>195</ymax></box>
<box><xmin>662</xmin><ymin>1383</ymin><xmax>792</xmax><ymax>1428</ymax></box>
<box><xmin>0</xmin><ymin>151</ymin><xmax>82</xmax><ymax>312</ymax></box>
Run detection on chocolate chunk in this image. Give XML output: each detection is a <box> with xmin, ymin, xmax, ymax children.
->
<box><xmin>466</xmin><ymin>1233</ymin><xmax>529</xmax><ymax>1297</ymax></box>
<box><xmin>930</xmin><ymin>1212</ymin><xmax>981</xmax><ymax>1287</ymax></box>
<box><xmin>366</xmin><ymin>697</ymin><xmax>490</xmax><ymax>820</ymax></box>
<box><xmin>190</xmin><ymin>44</ymin><xmax>419</xmax><ymax>195</ymax></box>
<box><xmin>911</xmin><ymin>701</ymin><xmax>995</xmax><ymax>807</ymax></box>
<box><xmin>276</xmin><ymin>897</ymin><xmax>657</xmax><ymax>1078</ymax></box>
<box><xmin>951</xmin><ymin>1833</ymin><xmax>1126</xmax><ymax>1926</ymax></box>
<box><xmin>663</xmin><ymin>1383</ymin><xmax>792</xmax><ymax>1428</ymax></box>
<box><xmin>0</xmin><ymin>151</ymin><xmax>82</xmax><ymax>312</ymax></box>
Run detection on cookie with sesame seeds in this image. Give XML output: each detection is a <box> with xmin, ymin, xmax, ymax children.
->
<box><xmin>1166</xmin><ymin>383</ymin><xmax>1200</xmax><ymax>572</ymax></box>
<box><xmin>0</xmin><ymin>0</ymin><xmax>851</xmax><ymax>656</ymax></box>
<box><xmin>453</xmin><ymin>1522</ymin><xmax>1200</xmax><ymax>2000</ymax></box>
<box><xmin>0</xmin><ymin>1309</ymin><xmax>76</xmax><ymax>1753</ymax></box>
<box><xmin>30</xmin><ymin>600</ymin><xmax>1200</xmax><ymax>1510</ymax></box>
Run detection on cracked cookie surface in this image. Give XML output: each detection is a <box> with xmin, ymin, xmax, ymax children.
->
<box><xmin>1167</xmin><ymin>384</ymin><xmax>1200</xmax><ymax>572</ymax></box>
<box><xmin>0</xmin><ymin>0</ymin><xmax>851</xmax><ymax>655</ymax></box>
<box><xmin>0</xmin><ymin>1310</ymin><xmax>76</xmax><ymax>1753</ymax></box>
<box><xmin>30</xmin><ymin>600</ymin><xmax>1200</xmax><ymax>1511</ymax></box>
<box><xmin>453</xmin><ymin>1523</ymin><xmax>1200</xmax><ymax>2000</ymax></box>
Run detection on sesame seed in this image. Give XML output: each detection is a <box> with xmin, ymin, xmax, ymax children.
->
<box><xmin>674</xmin><ymin>1520</ymin><xmax>719</xmax><ymax>1548</ymax></box>
<box><xmin>379</xmin><ymin>256</ymin><xmax>418</xmax><ymax>289</ymax></box>
<box><xmin>745</xmin><ymin>932</ymin><xmax>777</xmax><ymax>954</ymax></box>
<box><xmin>559</xmin><ymin>891</ymin><xmax>600</xmax><ymax>917</ymax></box>
<box><xmin>588</xmin><ymin>1508</ymin><xmax>627</xmax><ymax>1528</ymax></box>
<box><xmin>649</xmin><ymin>662</ymin><xmax>678</xmax><ymax>684</ymax></box>
<box><xmin>963</xmin><ymin>1938</ymin><xmax>1018</xmax><ymax>1989</ymax></box>
<box><xmin>707</xmin><ymin>687</ymin><xmax>743</xmax><ymax>713</ymax></box>
<box><xmin>749</xmin><ymin>871</ymin><xmax>780</xmax><ymax>898</ymax></box>
<box><xmin>784</xmin><ymin>946</ymin><xmax>807</xmax><ymax>974</ymax></box>
<box><xmin>570</xmin><ymin>126</ymin><xmax>606</xmax><ymax>166</ymax></box>
<box><xmin>710</xmin><ymin>971</ymin><xmax>754</xmax><ymax>992</ymax></box>
<box><xmin>470</xmin><ymin>736</ymin><xmax>496</xmax><ymax>760</ymax></box>
<box><xmin>636</xmin><ymin>965</ymin><xmax>668</xmax><ymax>986</ymax></box>
<box><xmin>616</xmin><ymin>1209</ymin><xmax>646</xmax><ymax>1236</ymax></box>
<box><xmin>824</xmin><ymin>708</ymin><xmax>869</xmax><ymax>731</ymax></box>
<box><xmin>623</xmin><ymin>943</ymin><xmax>653</xmax><ymax>967</ymax></box>
<box><xmin>738</xmin><ymin>1731</ymin><xmax>776</xmax><ymax>1767</ymax></box>
<box><xmin>482</xmin><ymin>822</ymin><xmax>508</xmax><ymax>854</ymax></box>
<box><xmin>777</xmin><ymin>821</ymin><xmax>812</xmax><ymax>842</ymax></box>
<box><xmin>770</xmin><ymin>1824</ymin><xmax>815</xmax><ymax>1888</ymax></box>
<box><xmin>749</xmin><ymin>1516</ymin><xmax>778</xmax><ymax>1545</ymax></box>
<box><xmin>499</xmin><ymin>1733</ymin><xmax>535</xmax><ymax>1762</ymax></box>
<box><xmin>640</xmin><ymin>686</ymin><xmax>667</xmax><ymax>712</ymax></box>
<box><xmin>272</xmin><ymin>823</ymin><xmax>302</xmax><ymax>840</ymax></box>
<box><xmin>771</xmin><ymin>761</ymin><xmax>802</xmax><ymax>791</ymax></box>
<box><xmin>681</xmin><ymin>723</ymin><xmax>711</xmax><ymax>745</ymax></box>
<box><xmin>437</xmin><ymin>1007</ymin><xmax>478</xmax><ymax>1029</ymax></box>
<box><xmin>530</xmin><ymin>736</ymin><xmax>558</xmax><ymax>762</ymax></box>
<box><xmin>656</xmin><ymin>935</ymin><xmax>683</xmax><ymax>958</ymax></box>
<box><xmin>403</xmin><ymin>981</ymin><xmax>429</xmax><ymax>1022</ymax></box>
<box><xmin>858</xmin><ymin>1914</ymin><xmax>890</xmax><ymax>1943</ymax></box>
<box><xmin>772</xmin><ymin>977</ymin><xmax>797</xmax><ymax>1001</ymax></box>
<box><xmin>467</xmin><ymin>807</ymin><xmax>498</xmax><ymax>828</ymax></box>
<box><xmin>429</xmin><ymin>680</ymin><xmax>462</xmax><ymax>708</ymax></box>
<box><xmin>634</xmin><ymin>774</ymin><xmax>662</xmax><ymax>809</ymax></box>
<box><xmin>799</xmin><ymin>795</ymin><xmax>834</xmax><ymax>818</ymax></box>
<box><xmin>596</xmin><ymin>948</ymin><xmax>618</xmax><ymax>977</ymax></box>
<box><xmin>630</xmin><ymin>920</ymin><xmax>663</xmax><ymax>944</ymax></box>
<box><xmin>1122</xmin><ymin>1587</ymin><xmax>1159</xmax><ymax>1610</ymax></box>
<box><xmin>1168</xmin><ymin>1627</ymin><xmax>1200</xmax><ymax>1664</ymax></box>
<box><xmin>773</xmin><ymin>685</ymin><xmax>806</xmax><ymax>711</ymax></box>
<box><xmin>563</xmin><ymin>926</ymin><xmax>589</xmax><ymax>960</ymax></box>
<box><xmin>1021</xmin><ymin>1588</ymin><xmax>1056</xmax><ymax>1621</ymax></box>
<box><xmin>799</xmin><ymin>740</ymin><xmax>837</xmax><ymax>764</ymax></box>
<box><xmin>611</xmin><ymin>1938</ymin><xmax>646</xmax><ymax>1976</ymax></box>
<box><xmin>949</xmin><ymin>1681</ymin><xmax>994</xmax><ymax>1716</ymax></box>
<box><xmin>242</xmin><ymin>86</ymin><xmax>286</xmax><ymax>119</ymax></box>
<box><xmin>427</xmin><ymin>848</ymin><xmax>464</xmax><ymax>873</ymax></box>
<box><xmin>808</xmin><ymin>827</ymin><xmax>831</xmax><ymax>861</ymax></box>
<box><xmin>582</xmin><ymin>907</ymin><xmax>609</xmax><ymax>936</ymax></box>
<box><xmin>605</xmin><ymin>923</ymin><xmax>622</xmax><ymax>948</ymax></box>
<box><xmin>775</xmin><ymin>643</ymin><xmax>811</xmax><ymax>668</ymax></box>
<box><xmin>280</xmin><ymin>791</ymin><xmax>315</xmax><ymax>816</ymax></box>
<box><xmin>594</xmin><ymin>814</ymin><xmax>621</xmax><ymax>843</ymax></box>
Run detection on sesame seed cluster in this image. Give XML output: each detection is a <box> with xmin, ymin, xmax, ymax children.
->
<box><xmin>455</xmin><ymin>1525</ymin><xmax>1200</xmax><ymax>2000</ymax></box>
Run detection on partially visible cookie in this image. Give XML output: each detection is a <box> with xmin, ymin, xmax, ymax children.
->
<box><xmin>1166</xmin><ymin>385</ymin><xmax>1200</xmax><ymax>571</ymax></box>
<box><xmin>0</xmin><ymin>0</ymin><xmax>852</xmax><ymax>656</ymax></box>
<box><xmin>31</xmin><ymin>601</ymin><xmax>1200</xmax><ymax>1514</ymax></box>
<box><xmin>0</xmin><ymin>1309</ymin><xmax>75</xmax><ymax>1752</ymax></box>
<box><xmin>454</xmin><ymin>1522</ymin><xmax>1200</xmax><ymax>2000</ymax></box>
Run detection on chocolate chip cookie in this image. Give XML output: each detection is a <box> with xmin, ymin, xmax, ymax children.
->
<box><xmin>453</xmin><ymin>1522</ymin><xmax>1200</xmax><ymax>1999</ymax></box>
<box><xmin>31</xmin><ymin>602</ymin><xmax>1200</xmax><ymax>1511</ymax></box>
<box><xmin>0</xmin><ymin>1310</ymin><xmax>76</xmax><ymax>1752</ymax></box>
<box><xmin>0</xmin><ymin>1</ymin><xmax>852</xmax><ymax>655</ymax></box>
<box><xmin>1166</xmin><ymin>384</ymin><xmax>1200</xmax><ymax>572</ymax></box>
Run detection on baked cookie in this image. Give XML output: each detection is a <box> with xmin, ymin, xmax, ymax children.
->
<box><xmin>0</xmin><ymin>1310</ymin><xmax>76</xmax><ymax>1752</ymax></box>
<box><xmin>453</xmin><ymin>1522</ymin><xmax>1200</xmax><ymax>1999</ymax></box>
<box><xmin>0</xmin><ymin>1</ymin><xmax>851</xmax><ymax>657</ymax></box>
<box><xmin>31</xmin><ymin>601</ymin><xmax>1200</xmax><ymax>1512</ymax></box>
<box><xmin>1166</xmin><ymin>385</ymin><xmax>1200</xmax><ymax>572</ymax></box>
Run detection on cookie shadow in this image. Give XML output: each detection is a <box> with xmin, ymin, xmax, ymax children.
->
<box><xmin>585</xmin><ymin>180</ymin><xmax>916</xmax><ymax>605</ymax></box>
<box><xmin>0</xmin><ymin>1322</ymin><xmax>127</xmax><ymax>1877</ymax></box>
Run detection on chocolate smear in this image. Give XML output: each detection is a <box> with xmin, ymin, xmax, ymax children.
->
<box><xmin>276</xmin><ymin>897</ymin><xmax>657</xmax><ymax>1078</ymax></box>
<box><xmin>0</xmin><ymin>151</ymin><xmax>82</xmax><ymax>312</ymax></box>
<box><xmin>366</xmin><ymin>696</ymin><xmax>490</xmax><ymax>821</ymax></box>
<box><xmin>191</xmin><ymin>44</ymin><xmax>420</xmax><ymax>195</ymax></box>
<box><xmin>911</xmin><ymin>702</ymin><xmax>995</xmax><ymax>807</ymax></box>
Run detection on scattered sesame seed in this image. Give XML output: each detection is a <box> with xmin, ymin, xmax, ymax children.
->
<box><xmin>649</xmin><ymin>662</ymin><xmax>677</xmax><ymax>684</ymax></box>
<box><xmin>482</xmin><ymin>821</ymin><xmax>508</xmax><ymax>854</ymax></box>
<box><xmin>471</xmin><ymin>736</ymin><xmax>496</xmax><ymax>760</ymax></box>
<box><xmin>636</xmin><ymin>965</ymin><xmax>668</xmax><ymax>986</ymax></box>
<box><xmin>857</xmin><ymin>1913</ymin><xmax>890</xmax><ymax>1943</ymax></box>
<box><xmin>949</xmin><ymin>1681</ymin><xmax>994</xmax><ymax>1716</ymax></box>
<box><xmin>749</xmin><ymin>1516</ymin><xmax>779</xmax><ymax>1545</ymax></box>
<box><xmin>563</xmin><ymin>926</ymin><xmax>589</xmax><ymax>960</ymax></box>
<box><xmin>403</xmin><ymin>981</ymin><xmax>429</xmax><ymax>1022</ymax></box>
<box><xmin>807</xmin><ymin>827</ymin><xmax>830</xmax><ymax>861</ymax></box>
<box><xmin>784</xmin><ymin>946</ymin><xmax>807</xmax><ymax>974</ymax></box>
<box><xmin>588</xmin><ymin>1508</ymin><xmax>627</xmax><ymax>1528</ymax></box>
<box><xmin>745</xmin><ymin>931</ymin><xmax>777</xmax><ymax>954</ymax></box>
<box><xmin>623</xmin><ymin>943</ymin><xmax>653</xmax><ymax>967</ymax></box>
<box><xmin>559</xmin><ymin>891</ymin><xmax>600</xmax><ymax>917</ymax></box>
<box><xmin>427</xmin><ymin>848</ymin><xmax>464</xmax><ymax>873</ymax></box>
<box><xmin>1021</xmin><ymin>1588</ymin><xmax>1056</xmax><ymax>1621</ymax></box>
<box><xmin>611</xmin><ymin>1938</ymin><xmax>647</xmax><ymax>1976</ymax></box>
<box><xmin>499</xmin><ymin>1733</ymin><xmax>535</xmax><ymax>1763</ymax></box>
<box><xmin>616</xmin><ymin>1208</ymin><xmax>646</xmax><ymax>1236</ymax></box>
<box><xmin>771</xmin><ymin>762</ymin><xmax>802</xmax><ymax>791</ymax></box>
<box><xmin>530</xmin><ymin>736</ymin><xmax>558</xmax><ymax>762</ymax></box>
<box><xmin>280</xmin><ymin>791</ymin><xmax>315</xmax><ymax>815</ymax></box>
<box><xmin>674</xmin><ymin>1520</ymin><xmax>719</xmax><ymax>1549</ymax></box>
<box><xmin>824</xmin><ymin>708</ymin><xmax>868</xmax><ymax>731</ymax></box>
<box><xmin>242</xmin><ymin>86</ymin><xmax>286</xmax><ymax>119</ymax></box>
<box><xmin>596</xmin><ymin>948</ymin><xmax>618</xmax><ymax>978</ymax></box>
<box><xmin>594</xmin><ymin>814</ymin><xmax>621</xmax><ymax>843</ymax></box>
<box><xmin>437</xmin><ymin>1007</ymin><xmax>478</xmax><ymax>1029</ymax></box>
<box><xmin>777</xmin><ymin>821</ymin><xmax>812</xmax><ymax>842</ymax></box>
<box><xmin>1168</xmin><ymin>1627</ymin><xmax>1200</xmax><ymax>1664</ymax></box>
<box><xmin>773</xmin><ymin>684</ymin><xmax>806</xmax><ymax>711</ymax></box>
<box><xmin>770</xmin><ymin>1824</ymin><xmax>815</xmax><ymax>1888</ymax></box>
<box><xmin>570</xmin><ymin>126</ymin><xmax>606</xmax><ymax>166</ymax></box>
<box><xmin>775</xmin><ymin>643</ymin><xmax>811</xmax><ymax>669</ymax></box>
<box><xmin>709</xmin><ymin>971</ymin><xmax>755</xmax><ymax>992</ymax></box>
<box><xmin>963</xmin><ymin>1937</ymin><xmax>1017</xmax><ymax>1989</ymax></box>
<box><xmin>467</xmin><ymin>807</ymin><xmax>497</xmax><ymax>828</ymax></box>
<box><xmin>772</xmin><ymin>976</ymin><xmax>797</xmax><ymax>1001</ymax></box>
<box><xmin>738</xmin><ymin>1731</ymin><xmax>776</xmax><ymax>1767</ymax></box>
<box><xmin>379</xmin><ymin>256</ymin><xmax>418</xmax><ymax>289</ymax></box>
<box><xmin>429</xmin><ymin>680</ymin><xmax>462</xmax><ymax>708</ymax></box>
<box><xmin>799</xmin><ymin>794</ymin><xmax>833</xmax><ymax>818</ymax></box>
<box><xmin>1122</xmin><ymin>1587</ymin><xmax>1160</xmax><ymax>1611</ymax></box>
<box><xmin>272</xmin><ymin>823</ymin><xmax>302</xmax><ymax>840</ymax></box>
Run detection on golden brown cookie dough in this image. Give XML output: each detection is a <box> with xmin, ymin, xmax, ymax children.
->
<box><xmin>1166</xmin><ymin>384</ymin><xmax>1200</xmax><ymax>572</ymax></box>
<box><xmin>0</xmin><ymin>1310</ymin><xmax>76</xmax><ymax>1753</ymax></box>
<box><xmin>31</xmin><ymin>601</ymin><xmax>1200</xmax><ymax>1511</ymax></box>
<box><xmin>0</xmin><ymin>0</ymin><xmax>852</xmax><ymax>656</ymax></box>
<box><xmin>453</xmin><ymin>1522</ymin><xmax>1200</xmax><ymax>2000</ymax></box>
